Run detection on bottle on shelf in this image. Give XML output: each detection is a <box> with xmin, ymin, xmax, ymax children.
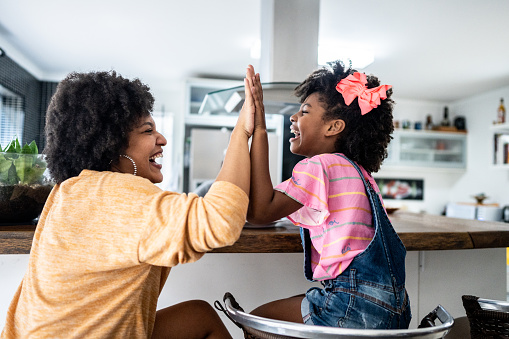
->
<box><xmin>497</xmin><ymin>98</ymin><xmax>506</xmax><ymax>124</ymax></box>
<box><xmin>425</xmin><ymin>114</ymin><xmax>434</xmax><ymax>130</ymax></box>
<box><xmin>441</xmin><ymin>106</ymin><xmax>451</xmax><ymax>127</ymax></box>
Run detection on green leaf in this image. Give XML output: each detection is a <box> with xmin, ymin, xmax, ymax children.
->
<box><xmin>14</xmin><ymin>138</ymin><xmax>21</xmax><ymax>153</ymax></box>
<box><xmin>0</xmin><ymin>137</ymin><xmax>45</xmax><ymax>185</ymax></box>
<box><xmin>14</xmin><ymin>154</ymin><xmax>33</xmax><ymax>182</ymax></box>
<box><xmin>3</xmin><ymin>140</ymin><xmax>16</xmax><ymax>153</ymax></box>
<box><xmin>28</xmin><ymin>156</ymin><xmax>47</xmax><ymax>184</ymax></box>
<box><xmin>6</xmin><ymin>161</ymin><xmax>18</xmax><ymax>185</ymax></box>
<box><xmin>20</xmin><ymin>144</ymin><xmax>32</xmax><ymax>154</ymax></box>
<box><xmin>12</xmin><ymin>154</ymin><xmax>47</xmax><ymax>185</ymax></box>
<box><xmin>0</xmin><ymin>154</ymin><xmax>13</xmax><ymax>182</ymax></box>
<box><xmin>4</xmin><ymin>137</ymin><xmax>21</xmax><ymax>153</ymax></box>
<box><xmin>28</xmin><ymin>140</ymin><xmax>38</xmax><ymax>154</ymax></box>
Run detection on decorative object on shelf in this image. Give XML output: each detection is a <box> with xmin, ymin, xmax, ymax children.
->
<box><xmin>0</xmin><ymin>136</ymin><xmax>54</xmax><ymax>223</ymax></box>
<box><xmin>414</xmin><ymin>121</ymin><xmax>422</xmax><ymax>130</ymax></box>
<box><xmin>472</xmin><ymin>193</ymin><xmax>488</xmax><ymax>205</ymax></box>
<box><xmin>453</xmin><ymin>116</ymin><xmax>466</xmax><ymax>131</ymax></box>
<box><xmin>402</xmin><ymin>120</ymin><xmax>411</xmax><ymax>129</ymax></box>
<box><xmin>425</xmin><ymin>114</ymin><xmax>434</xmax><ymax>130</ymax></box>
<box><xmin>436</xmin><ymin>140</ymin><xmax>446</xmax><ymax>150</ymax></box>
<box><xmin>441</xmin><ymin>106</ymin><xmax>451</xmax><ymax>126</ymax></box>
<box><xmin>497</xmin><ymin>98</ymin><xmax>506</xmax><ymax>124</ymax></box>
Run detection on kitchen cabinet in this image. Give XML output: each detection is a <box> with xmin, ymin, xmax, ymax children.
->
<box><xmin>182</xmin><ymin>78</ymin><xmax>306</xmax><ymax>193</ymax></box>
<box><xmin>491</xmin><ymin>123</ymin><xmax>509</xmax><ymax>168</ymax></box>
<box><xmin>184</xmin><ymin>78</ymin><xmax>243</xmax><ymax>116</ymax></box>
<box><xmin>384</xmin><ymin>129</ymin><xmax>467</xmax><ymax>170</ymax></box>
<box><xmin>182</xmin><ymin>78</ymin><xmax>288</xmax><ymax>192</ymax></box>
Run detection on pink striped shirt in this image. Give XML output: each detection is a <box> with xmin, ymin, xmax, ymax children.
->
<box><xmin>275</xmin><ymin>153</ymin><xmax>381</xmax><ymax>281</ymax></box>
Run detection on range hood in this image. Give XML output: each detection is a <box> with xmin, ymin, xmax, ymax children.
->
<box><xmin>198</xmin><ymin>82</ymin><xmax>301</xmax><ymax>116</ymax></box>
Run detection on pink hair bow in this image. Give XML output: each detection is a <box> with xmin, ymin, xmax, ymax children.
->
<box><xmin>336</xmin><ymin>72</ymin><xmax>392</xmax><ymax>115</ymax></box>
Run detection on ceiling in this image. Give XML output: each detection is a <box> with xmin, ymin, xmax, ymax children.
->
<box><xmin>1</xmin><ymin>0</ymin><xmax>509</xmax><ymax>104</ymax></box>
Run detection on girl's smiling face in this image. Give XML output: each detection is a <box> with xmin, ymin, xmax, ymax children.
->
<box><xmin>289</xmin><ymin>93</ymin><xmax>343</xmax><ymax>158</ymax></box>
<box><xmin>115</xmin><ymin>115</ymin><xmax>167</xmax><ymax>183</ymax></box>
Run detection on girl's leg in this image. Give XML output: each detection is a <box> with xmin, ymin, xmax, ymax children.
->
<box><xmin>151</xmin><ymin>300</ymin><xmax>232</xmax><ymax>339</ymax></box>
<box><xmin>250</xmin><ymin>295</ymin><xmax>305</xmax><ymax>323</ymax></box>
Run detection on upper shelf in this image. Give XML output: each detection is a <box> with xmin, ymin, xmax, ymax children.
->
<box><xmin>491</xmin><ymin>123</ymin><xmax>509</xmax><ymax>133</ymax></box>
<box><xmin>198</xmin><ymin>82</ymin><xmax>300</xmax><ymax>116</ymax></box>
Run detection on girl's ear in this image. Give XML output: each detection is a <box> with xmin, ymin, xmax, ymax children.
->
<box><xmin>325</xmin><ymin>119</ymin><xmax>345</xmax><ymax>137</ymax></box>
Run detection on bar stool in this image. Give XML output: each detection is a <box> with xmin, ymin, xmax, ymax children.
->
<box><xmin>215</xmin><ymin>293</ymin><xmax>454</xmax><ymax>339</ymax></box>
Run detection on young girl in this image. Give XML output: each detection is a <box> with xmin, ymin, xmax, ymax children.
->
<box><xmin>246</xmin><ymin>61</ymin><xmax>411</xmax><ymax>329</ymax></box>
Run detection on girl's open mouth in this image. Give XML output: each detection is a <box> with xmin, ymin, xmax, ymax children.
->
<box><xmin>290</xmin><ymin>128</ymin><xmax>300</xmax><ymax>142</ymax></box>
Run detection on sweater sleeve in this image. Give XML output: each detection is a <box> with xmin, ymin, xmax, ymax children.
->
<box><xmin>138</xmin><ymin>181</ymin><xmax>248</xmax><ymax>267</ymax></box>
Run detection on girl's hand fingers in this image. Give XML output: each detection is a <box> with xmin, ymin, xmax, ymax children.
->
<box><xmin>256</xmin><ymin>73</ymin><xmax>263</xmax><ymax>102</ymax></box>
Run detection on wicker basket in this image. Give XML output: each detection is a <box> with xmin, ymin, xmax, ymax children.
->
<box><xmin>462</xmin><ymin>295</ymin><xmax>509</xmax><ymax>338</ymax></box>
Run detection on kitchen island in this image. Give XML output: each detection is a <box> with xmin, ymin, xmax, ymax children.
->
<box><xmin>1</xmin><ymin>211</ymin><xmax>508</xmax><ymax>329</ymax></box>
<box><xmin>2</xmin><ymin>211</ymin><xmax>509</xmax><ymax>254</ymax></box>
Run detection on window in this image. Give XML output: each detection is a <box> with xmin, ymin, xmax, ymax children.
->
<box><xmin>0</xmin><ymin>85</ymin><xmax>24</xmax><ymax>149</ymax></box>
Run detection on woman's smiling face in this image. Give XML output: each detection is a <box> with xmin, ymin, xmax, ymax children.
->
<box><xmin>116</xmin><ymin>115</ymin><xmax>167</xmax><ymax>183</ymax></box>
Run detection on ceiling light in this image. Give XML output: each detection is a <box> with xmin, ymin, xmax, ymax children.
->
<box><xmin>318</xmin><ymin>43</ymin><xmax>374</xmax><ymax>69</ymax></box>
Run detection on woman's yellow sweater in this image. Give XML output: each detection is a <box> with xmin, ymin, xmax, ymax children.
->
<box><xmin>1</xmin><ymin>170</ymin><xmax>248</xmax><ymax>338</ymax></box>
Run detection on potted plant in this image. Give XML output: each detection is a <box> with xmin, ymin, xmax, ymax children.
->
<box><xmin>0</xmin><ymin>136</ymin><xmax>54</xmax><ymax>223</ymax></box>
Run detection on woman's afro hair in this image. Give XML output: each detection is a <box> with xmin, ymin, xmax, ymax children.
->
<box><xmin>294</xmin><ymin>60</ymin><xmax>394</xmax><ymax>173</ymax></box>
<box><xmin>44</xmin><ymin>71</ymin><xmax>154</xmax><ymax>183</ymax></box>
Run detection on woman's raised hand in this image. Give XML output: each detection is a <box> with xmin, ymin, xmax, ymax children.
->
<box><xmin>217</xmin><ymin>66</ymin><xmax>258</xmax><ymax>195</ymax></box>
<box><xmin>235</xmin><ymin>66</ymin><xmax>257</xmax><ymax>138</ymax></box>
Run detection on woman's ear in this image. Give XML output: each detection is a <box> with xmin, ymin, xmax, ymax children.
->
<box><xmin>325</xmin><ymin>119</ymin><xmax>345</xmax><ymax>137</ymax></box>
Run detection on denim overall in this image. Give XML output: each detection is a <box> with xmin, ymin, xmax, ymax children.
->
<box><xmin>301</xmin><ymin>155</ymin><xmax>412</xmax><ymax>329</ymax></box>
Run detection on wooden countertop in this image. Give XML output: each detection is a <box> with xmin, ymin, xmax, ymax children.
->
<box><xmin>1</xmin><ymin>212</ymin><xmax>509</xmax><ymax>255</ymax></box>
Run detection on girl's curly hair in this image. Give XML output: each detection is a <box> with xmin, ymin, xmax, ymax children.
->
<box><xmin>44</xmin><ymin>71</ymin><xmax>154</xmax><ymax>183</ymax></box>
<box><xmin>294</xmin><ymin>60</ymin><xmax>394</xmax><ymax>173</ymax></box>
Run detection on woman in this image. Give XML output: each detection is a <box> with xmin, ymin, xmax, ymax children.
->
<box><xmin>1</xmin><ymin>69</ymin><xmax>256</xmax><ymax>339</ymax></box>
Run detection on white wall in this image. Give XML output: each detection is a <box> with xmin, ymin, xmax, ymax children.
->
<box><xmin>382</xmin><ymin>90</ymin><xmax>509</xmax><ymax>214</ymax></box>
<box><xmin>374</xmin><ymin>87</ymin><xmax>509</xmax><ymax>214</ymax></box>
<box><xmin>375</xmin><ymin>97</ymin><xmax>466</xmax><ymax>215</ymax></box>
<box><xmin>449</xmin><ymin>86</ymin><xmax>509</xmax><ymax>206</ymax></box>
